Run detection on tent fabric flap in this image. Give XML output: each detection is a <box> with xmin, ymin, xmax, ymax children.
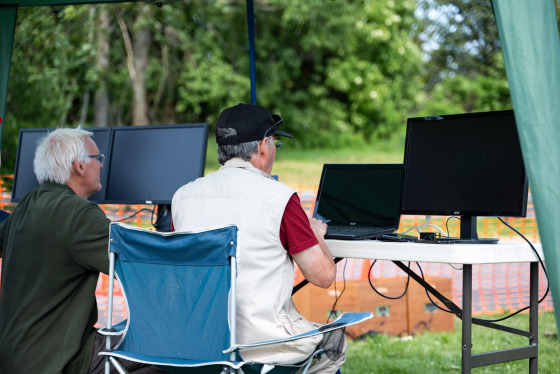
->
<box><xmin>0</xmin><ymin>5</ymin><xmax>17</xmax><ymax>146</ymax></box>
<box><xmin>493</xmin><ymin>0</ymin><xmax>560</xmax><ymax>337</ymax></box>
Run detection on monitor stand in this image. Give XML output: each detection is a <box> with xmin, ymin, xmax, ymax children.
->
<box><xmin>154</xmin><ymin>204</ymin><xmax>172</xmax><ymax>232</ymax></box>
<box><xmin>437</xmin><ymin>215</ymin><xmax>498</xmax><ymax>244</ymax></box>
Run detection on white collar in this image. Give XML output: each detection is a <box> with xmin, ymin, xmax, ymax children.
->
<box><xmin>220</xmin><ymin>158</ymin><xmax>275</xmax><ymax>180</ymax></box>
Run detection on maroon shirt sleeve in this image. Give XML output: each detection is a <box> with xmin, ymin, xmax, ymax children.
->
<box><xmin>280</xmin><ymin>193</ymin><xmax>319</xmax><ymax>255</ymax></box>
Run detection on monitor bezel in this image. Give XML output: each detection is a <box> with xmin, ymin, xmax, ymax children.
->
<box><xmin>11</xmin><ymin>127</ymin><xmax>112</xmax><ymax>203</ymax></box>
<box><xmin>313</xmin><ymin>163</ymin><xmax>404</xmax><ymax>228</ymax></box>
<box><xmin>102</xmin><ymin>123</ymin><xmax>209</xmax><ymax>205</ymax></box>
<box><xmin>400</xmin><ymin>110</ymin><xmax>529</xmax><ymax>218</ymax></box>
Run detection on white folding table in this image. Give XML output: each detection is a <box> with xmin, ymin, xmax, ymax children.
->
<box><xmin>325</xmin><ymin>239</ymin><xmax>543</xmax><ymax>373</ymax></box>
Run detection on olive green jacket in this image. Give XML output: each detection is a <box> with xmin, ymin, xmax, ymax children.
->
<box><xmin>0</xmin><ymin>182</ymin><xmax>110</xmax><ymax>374</ymax></box>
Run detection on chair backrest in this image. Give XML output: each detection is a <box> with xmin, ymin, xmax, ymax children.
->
<box><xmin>108</xmin><ymin>222</ymin><xmax>238</xmax><ymax>361</ymax></box>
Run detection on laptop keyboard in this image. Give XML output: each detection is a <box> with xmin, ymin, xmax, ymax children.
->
<box><xmin>327</xmin><ymin>225</ymin><xmax>388</xmax><ymax>235</ymax></box>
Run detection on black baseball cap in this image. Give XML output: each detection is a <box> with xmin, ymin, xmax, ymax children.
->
<box><xmin>216</xmin><ymin>103</ymin><xmax>293</xmax><ymax>146</ymax></box>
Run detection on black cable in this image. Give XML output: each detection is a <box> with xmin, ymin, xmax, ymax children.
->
<box><xmin>475</xmin><ymin>217</ymin><xmax>550</xmax><ymax>323</ymax></box>
<box><xmin>445</xmin><ymin>216</ymin><xmax>461</xmax><ymax>237</ymax></box>
<box><xmin>412</xmin><ymin>318</ymin><xmax>432</xmax><ymax>335</ymax></box>
<box><xmin>327</xmin><ymin>259</ymin><xmax>348</xmax><ymax>323</ymax></box>
<box><xmin>149</xmin><ymin>205</ymin><xmax>158</xmax><ymax>228</ymax></box>
<box><xmin>111</xmin><ymin>207</ymin><xmax>155</xmax><ymax>223</ymax></box>
<box><xmin>415</xmin><ymin>261</ymin><xmax>453</xmax><ymax>314</ymax></box>
<box><xmin>367</xmin><ymin>260</ymin><xmax>410</xmax><ymax>300</ymax></box>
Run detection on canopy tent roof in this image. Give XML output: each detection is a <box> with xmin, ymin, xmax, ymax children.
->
<box><xmin>1</xmin><ymin>0</ymin><xmax>560</xmax><ymax>340</ymax></box>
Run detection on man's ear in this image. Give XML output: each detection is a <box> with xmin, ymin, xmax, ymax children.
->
<box><xmin>72</xmin><ymin>159</ymin><xmax>86</xmax><ymax>177</ymax></box>
<box><xmin>258</xmin><ymin>138</ymin><xmax>268</xmax><ymax>157</ymax></box>
<box><xmin>262</xmin><ymin>137</ymin><xmax>274</xmax><ymax>156</ymax></box>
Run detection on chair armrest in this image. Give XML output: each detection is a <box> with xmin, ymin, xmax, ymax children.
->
<box><xmin>97</xmin><ymin>320</ymin><xmax>127</xmax><ymax>336</ymax></box>
<box><xmin>223</xmin><ymin>312</ymin><xmax>372</xmax><ymax>354</ymax></box>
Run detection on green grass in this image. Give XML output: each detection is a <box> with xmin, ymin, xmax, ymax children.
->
<box><xmin>343</xmin><ymin>312</ymin><xmax>558</xmax><ymax>373</ymax></box>
<box><xmin>204</xmin><ymin>138</ymin><xmax>405</xmax><ymax>185</ymax></box>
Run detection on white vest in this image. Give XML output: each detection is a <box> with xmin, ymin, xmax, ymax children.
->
<box><xmin>172</xmin><ymin>159</ymin><xmax>321</xmax><ymax>364</ymax></box>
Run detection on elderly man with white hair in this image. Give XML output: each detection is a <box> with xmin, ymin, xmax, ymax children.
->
<box><xmin>0</xmin><ymin>127</ymin><xmax>165</xmax><ymax>374</ymax></box>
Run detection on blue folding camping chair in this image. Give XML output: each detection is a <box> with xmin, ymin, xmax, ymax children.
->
<box><xmin>99</xmin><ymin>222</ymin><xmax>372</xmax><ymax>374</ymax></box>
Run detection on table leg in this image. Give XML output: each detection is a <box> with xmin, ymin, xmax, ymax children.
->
<box><xmin>529</xmin><ymin>261</ymin><xmax>538</xmax><ymax>373</ymax></box>
<box><xmin>462</xmin><ymin>264</ymin><xmax>472</xmax><ymax>373</ymax></box>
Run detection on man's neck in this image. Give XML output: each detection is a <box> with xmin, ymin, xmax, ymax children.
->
<box><xmin>65</xmin><ymin>178</ymin><xmax>90</xmax><ymax>199</ymax></box>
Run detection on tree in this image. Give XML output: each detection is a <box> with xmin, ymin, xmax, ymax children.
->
<box><xmin>416</xmin><ymin>0</ymin><xmax>503</xmax><ymax>88</ymax></box>
<box><xmin>415</xmin><ymin>0</ymin><xmax>514</xmax><ymax>115</ymax></box>
<box><xmin>4</xmin><ymin>0</ymin><xmax>425</xmax><ymax>169</ymax></box>
<box><xmin>254</xmin><ymin>0</ymin><xmax>423</xmax><ymax>146</ymax></box>
<box><xmin>2</xmin><ymin>6</ymin><xmax>97</xmax><ymax>168</ymax></box>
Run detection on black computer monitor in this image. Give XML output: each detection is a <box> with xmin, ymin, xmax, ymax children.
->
<box><xmin>12</xmin><ymin>127</ymin><xmax>111</xmax><ymax>203</ymax></box>
<box><xmin>401</xmin><ymin>110</ymin><xmax>528</xmax><ymax>243</ymax></box>
<box><xmin>104</xmin><ymin>123</ymin><xmax>208</xmax><ymax>205</ymax></box>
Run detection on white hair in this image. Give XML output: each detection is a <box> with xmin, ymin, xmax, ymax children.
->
<box><xmin>33</xmin><ymin>127</ymin><xmax>94</xmax><ymax>184</ymax></box>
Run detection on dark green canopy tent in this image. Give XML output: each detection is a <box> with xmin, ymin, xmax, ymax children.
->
<box><xmin>1</xmin><ymin>0</ymin><xmax>560</xmax><ymax>338</ymax></box>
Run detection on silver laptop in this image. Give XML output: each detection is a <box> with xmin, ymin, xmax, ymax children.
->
<box><xmin>313</xmin><ymin>164</ymin><xmax>403</xmax><ymax>240</ymax></box>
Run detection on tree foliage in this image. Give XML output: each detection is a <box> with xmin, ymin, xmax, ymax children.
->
<box><xmin>416</xmin><ymin>0</ymin><xmax>502</xmax><ymax>85</ymax></box>
<box><xmin>414</xmin><ymin>0</ymin><xmax>519</xmax><ymax>116</ymax></box>
<box><xmin>2</xmin><ymin>0</ymin><xmax>525</xmax><ymax>170</ymax></box>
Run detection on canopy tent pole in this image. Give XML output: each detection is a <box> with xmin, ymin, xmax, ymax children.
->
<box><xmin>493</xmin><ymin>0</ymin><xmax>560</xmax><ymax>339</ymax></box>
<box><xmin>246</xmin><ymin>0</ymin><xmax>257</xmax><ymax>104</ymax></box>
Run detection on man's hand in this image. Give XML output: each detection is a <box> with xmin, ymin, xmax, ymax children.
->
<box><xmin>309</xmin><ymin>217</ymin><xmax>327</xmax><ymax>239</ymax></box>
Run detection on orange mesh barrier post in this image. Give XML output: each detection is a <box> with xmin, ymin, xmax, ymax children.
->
<box><xmin>540</xmin><ymin>267</ymin><xmax>553</xmax><ymax>311</ymax></box>
<box><xmin>532</xmin><ymin>221</ymin><xmax>539</xmax><ymax>242</ymax></box>
<box><xmin>293</xmin><ymin>264</ymin><xmax>305</xmax><ymax>284</ymax></box>
<box><xmin>114</xmin><ymin>279</ymin><xmax>124</xmax><ymax>297</ymax></box>
<box><xmin>491</xmin><ymin>264</ymin><xmax>501</xmax><ymax>313</ymax></box>
<box><xmin>115</xmin><ymin>205</ymin><xmax>121</xmax><ymax>222</ymax></box>
<box><xmin>135</xmin><ymin>204</ymin><xmax>142</xmax><ymax>227</ymax></box>
<box><xmin>452</xmin><ymin>267</ymin><xmax>461</xmax><ymax>310</ymax></box>
<box><xmin>0</xmin><ymin>174</ymin><xmax>14</xmax><ymax>212</ymax></box>
<box><xmin>477</xmin><ymin>265</ymin><xmax>488</xmax><ymax>314</ymax></box>
<box><xmin>481</xmin><ymin>218</ymin><xmax>488</xmax><ymax>239</ymax></box>
<box><xmin>505</xmin><ymin>263</ymin><xmax>515</xmax><ymax>312</ymax></box>
<box><xmin>293</xmin><ymin>185</ymin><xmax>318</xmax><ymax>218</ymax></box>
<box><xmin>519</xmin><ymin>219</ymin><xmax>526</xmax><ymax>240</ymax></box>
<box><xmin>361</xmin><ymin>259</ymin><xmax>373</xmax><ymax>280</ymax></box>
<box><xmin>0</xmin><ymin>177</ymin><xmax>4</xmax><ymax>210</ymax></box>
<box><xmin>96</xmin><ymin>274</ymin><xmax>109</xmax><ymax>297</ymax></box>
<box><xmin>517</xmin><ymin>264</ymin><xmax>524</xmax><ymax>307</ymax></box>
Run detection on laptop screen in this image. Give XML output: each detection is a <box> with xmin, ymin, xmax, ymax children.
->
<box><xmin>313</xmin><ymin>164</ymin><xmax>403</xmax><ymax>227</ymax></box>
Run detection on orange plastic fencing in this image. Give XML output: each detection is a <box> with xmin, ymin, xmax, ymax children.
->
<box><xmin>0</xmin><ymin>176</ymin><xmax>552</xmax><ymax>324</ymax></box>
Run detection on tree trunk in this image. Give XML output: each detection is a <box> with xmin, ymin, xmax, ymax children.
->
<box><xmin>119</xmin><ymin>5</ymin><xmax>152</xmax><ymax>126</ymax></box>
<box><xmin>131</xmin><ymin>25</ymin><xmax>151</xmax><ymax>126</ymax></box>
<box><xmin>94</xmin><ymin>6</ymin><xmax>111</xmax><ymax>127</ymax></box>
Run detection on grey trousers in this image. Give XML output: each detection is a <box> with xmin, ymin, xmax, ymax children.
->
<box><xmin>304</xmin><ymin>337</ymin><xmax>347</xmax><ymax>374</ymax></box>
<box><xmin>297</xmin><ymin>324</ymin><xmax>348</xmax><ymax>374</ymax></box>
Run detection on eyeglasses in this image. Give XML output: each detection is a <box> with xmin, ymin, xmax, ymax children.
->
<box><xmin>263</xmin><ymin>115</ymin><xmax>284</xmax><ymax>138</ymax></box>
<box><xmin>274</xmin><ymin>140</ymin><xmax>282</xmax><ymax>150</ymax></box>
<box><xmin>88</xmin><ymin>154</ymin><xmax>105</xmax><ymax>165</ymax></box>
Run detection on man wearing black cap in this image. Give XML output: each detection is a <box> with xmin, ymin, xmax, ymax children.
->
<box><xmin>172</xmin><ymin>103</ymin><xmax>344</xmax><ymax>373</ymax></box>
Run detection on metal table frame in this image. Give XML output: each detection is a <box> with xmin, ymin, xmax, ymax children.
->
<box><xmin>325</xmin><ymin>240</ymin><xmax>542</xmax><ymax>373</ymax></box>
